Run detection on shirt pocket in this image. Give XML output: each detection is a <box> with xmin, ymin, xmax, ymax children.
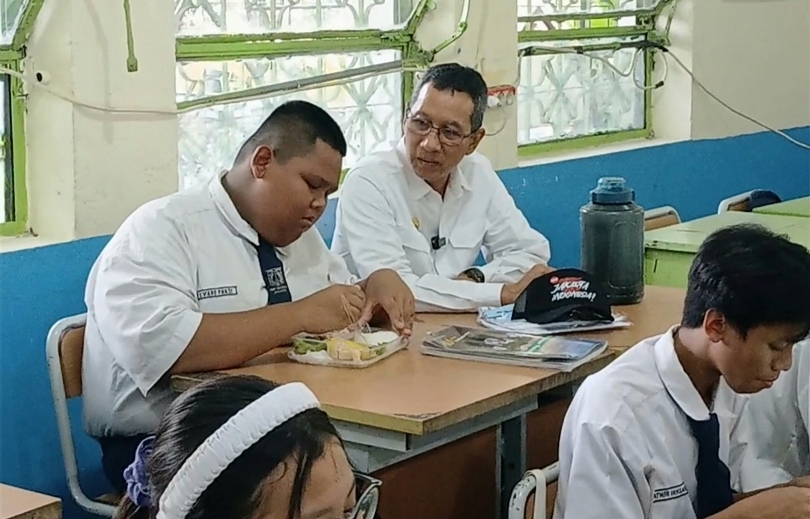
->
<box><xmin>396</xmin><ymin>225</ymin><xmax>435</xmax><ymax>275</ymax></box>
<box><xmin>646</xmin><ymin>469</ymin><xmax>695</xmax><ymax>519</ymax></box>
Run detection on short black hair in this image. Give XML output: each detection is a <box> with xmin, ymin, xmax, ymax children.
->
<box><xmin>234</xmin><ymin>100</ymin><xmax>347</xmax><ymax>165</ymax></box>
<box><xmin>113</xmin><ymin>375</ymin><xmax>341</xmax><ymax>519</ymax></box>
<box><xmin>411</xmin><ymin>63</ymin><xmax>488</xmax><ymax>132</ymax></box>
<box><xmin>682</xmin><ymin>223</ymin><xmax>810</xmax><ymax>340</ymax></box>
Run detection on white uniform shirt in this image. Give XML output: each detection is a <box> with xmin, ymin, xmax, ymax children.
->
<box><xmin>738</xmin><ymin>341</ymin><xmax>809</xmax><ymax>490</ymax></box>
<box><xmin>83</xmin><ymin>170</ymin><xmax>355</xmax><ymax>437</ymax></box>
<box><xmin>331</xmin><ymin>140</ymin><xmax>550</xmax><ymax>312</ymax></box>
<box><xmin>553</xmin><ymin>328</ymin><xmax>749</xmax><ymax>519</ymax></box>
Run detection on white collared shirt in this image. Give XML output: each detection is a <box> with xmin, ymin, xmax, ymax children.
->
<box><xmin>738</xmin><ymin>340</ymin><xmax>809</xmax><ymax>490</ymax></box>
<box><xmin>553</xmin><ymin>328</ymin><xmax>749</xmax><ymax>519</ymax></box>
<box><xmin>82</xmin><ymin>171</ymin><xmax>355</xmax><ymax>437</ymax></box>
<box><xmin>331</xmin><ymin>140</ymin><xmax>551</xmax><ymax>312</ymax></box>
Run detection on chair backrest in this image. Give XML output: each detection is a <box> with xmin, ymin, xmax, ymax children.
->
<box><xmin>717</xmin><ymin>190</ymin><xmax>754</xmax><ymax>213</ymax></box>
<box><xmin>509</xmin><ymin>463</ymin><xmax>559</xmax><ymax>519</ymax></box>
<box><xmin>644</xmin><ymin>206</ymin><xmax>681</xmax><ymax>231</ymax></box>
<box><xmin>61</xmin><ymin>326</ymin><xmax>86</xmax><ymax>399</ymax></box>
<box><xmin>46</xmin><ymin>314</ymin><xmax>116</xmax><ymax>517</ymax></box>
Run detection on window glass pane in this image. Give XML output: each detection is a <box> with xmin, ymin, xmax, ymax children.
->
<box><xmin>1</xmin><ymin>0</ymin><xmax>27</xmax><ymax>45</ymax></box>
<box><xmin>1</xmin><ymin>74</ymin><xmax>10</xmax><ymax>223</ymax></box>
<box><xmin>177</xmin><ymin>50</ymin><xmax>402</xmax><ymax>190</ymax></box>
<box><xmin>517</xmin><ymin>0</ymin><xmax>662</xmax><ymax>30</ymax></box>
<box><xmin>176</xmin><ymin>0</ymin><xmax>415</xmax><ymax>37</ymax></box>
<box><xmin>517</xmin><ymin>43</ymin><xmax>645</xmax><ymax>145</ymax></box>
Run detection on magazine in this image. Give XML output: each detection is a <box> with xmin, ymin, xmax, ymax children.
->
<box><xmin>421</xmin><ymin>326</ymin><xmax>609</xmax><ymax>372</ymax></box>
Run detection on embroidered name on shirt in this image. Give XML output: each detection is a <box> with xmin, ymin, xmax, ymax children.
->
<box><xmin>652</xmin><ymin>483</ymin><xmax>688</xmax><ymax>503</ymax></box>
<box><xmin>197</xmin><ymin>286</ymin><xmax>238</xmax><ymax>300</ymax></box>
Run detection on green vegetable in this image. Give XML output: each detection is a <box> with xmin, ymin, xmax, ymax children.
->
<box><xmin>293</xmin><ymin>337</ymin><xmax>327</xmax><ymax>355</ymax></box>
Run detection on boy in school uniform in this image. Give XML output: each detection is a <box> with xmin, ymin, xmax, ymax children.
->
<box><xmin>553</xmin><ymin>224</ymin><xmax>810</xmax><ymax>519</ymax></box>
<box><xmin>738</xmin><ymin>340</ymin><xmax>809</xmax><ymax>490</ymax></box>
<box><xmin>82</xmin><ymin>101</ymin><xmax>415</xmax><ymax>493</ymax></box>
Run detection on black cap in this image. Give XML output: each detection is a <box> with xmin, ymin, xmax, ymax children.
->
<box><xmin>511</xmin><ymin>268</ymin><xmax>614</xmax><ymax>325</ymax></box>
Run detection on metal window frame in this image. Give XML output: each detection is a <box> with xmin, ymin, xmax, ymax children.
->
<box><xmin>516</xmin><ymin>0</ymin><xmax>674</xmax><ymax>157</ymax></box>
<box><xmin>174</xmin><ymin>0</ymin><xmax>438</xmax><ymax>115</ymax></box>
<box><xmin>0</xmin><ymin>0</ymin><xmax>42</xmax><ymax>236</ymax></box>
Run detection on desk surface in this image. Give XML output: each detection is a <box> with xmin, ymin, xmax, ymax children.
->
<box><xmin>0</xmin><ymin>484</ymin><xmax>60</xmax><ymax>519</ymax></box>
<box><xmin>172</xmin><ymin>286</ymin><xmax>685</xmax><ymax>436</ymax></box>
<box><xmin>753</xmin><ymin>196</ymin><xmax>810</xmax><ymax>217</ymax></box>
<box><xmin>645</xmin><ymin>211</ymin><xmax>810</xmax><ymax>253</ymax></box>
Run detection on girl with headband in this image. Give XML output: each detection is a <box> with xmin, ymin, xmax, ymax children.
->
<box><xmin>114</xmin><ymin>375</ymin><xmax>381</xmax><ymax>519</ymax></box>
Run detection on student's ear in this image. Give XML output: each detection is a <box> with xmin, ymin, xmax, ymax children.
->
<box><xmin>466</xmin><ymin>128</ymin><xmax>486</xmax><ymax>155</ymax></box>
<box><xmin>703</xmin><ymin>309</ymin><xmax>727</xmax><ymax>343</ymax></box>
<box><xmin>250</xmin><ymin>145</ymin><xmax>275</xmax><ymax>179</ymax></box>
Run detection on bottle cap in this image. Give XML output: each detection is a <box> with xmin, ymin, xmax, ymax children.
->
<box><xmin>590</xmin><ymin>177</ymin><xmax>635</xmax><ymax>204</ymax></box>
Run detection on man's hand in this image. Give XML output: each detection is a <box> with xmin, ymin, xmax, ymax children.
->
<box><xmin>360</xmin><ymin>269</ymin><xmax>415</xmax><ymax>336</ymax></box>
<box><xmin>296</xmin><ymin>284</ymin><xmax>366</xmax><ymax>334</ymax></box>
<box><xmin>500</xmin><ymin>264</ymin><xmax>555</xmax><ymax>305</ymax></box>
<box><xmin>716</xmin><ymin>486</ymin><xmax>810</xmax><ymax>519</ymax></box>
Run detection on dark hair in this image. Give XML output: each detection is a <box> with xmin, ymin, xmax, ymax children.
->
<box><xmin>114</xmin><ymin>375</ymin><xmax>340</xmax><ymax>519</ymax></box>
<box><xmin>682</xmin><ymin>223</ymin><xmax>810</xmax><ymax>340</ymax></box>
<box><xmin>234</xmin><ymin>100</ymin><xmax>347</xmax><ymax>165</ymax></box>
<box><xmin>411</xmin><ymin>63</ymin><xmax>488</xmax><ymax>132</ymax></box>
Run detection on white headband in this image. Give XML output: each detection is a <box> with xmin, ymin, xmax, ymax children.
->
<box><xmin>155</xmin><ymin>381</ymin><xmax>320</xmax><ymax>519</ymax></box>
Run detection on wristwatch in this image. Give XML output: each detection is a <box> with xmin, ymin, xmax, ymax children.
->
<box><xmin>461</xmin><ymin>267</ymin><xmax>485</xmax><ymax>283</ymax></box>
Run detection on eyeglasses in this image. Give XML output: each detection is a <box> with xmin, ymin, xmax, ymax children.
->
<box><xmin>405</xmin><ymin>113</ymin><xmax>472</xmax><ymax>147</ymax></box>
<box><xmin>345</xmin><ymin>472</ymin><xmax>382</xmax><ymax>519</ymax></box>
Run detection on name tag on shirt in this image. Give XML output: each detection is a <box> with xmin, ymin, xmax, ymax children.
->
<box><xmin>197</xmin><ymin>286</ymin><xmax>238</xmax><ymax>300</ymax></box>
<box><xmin>652</xmin><ymin>483</ymin><xmax>688</xmax><ymax>503</ymax></box>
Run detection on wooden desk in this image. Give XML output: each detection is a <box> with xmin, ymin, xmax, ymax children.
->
<box><xmin>0</xmin><ymin>485</ymin><xmax>60</xmax><ymax>519</ymax></box>
<box><xmin>753</xmin><ymin>196</ymin><xmax>810</xmax><ymax>217</ymax></box>
<box><xmin>173</xmin><ymin>286</ymin><xmax>684</xmax><ymax>518</ymax></box>
<box><xmin>645</xmin><ymin>212</ymin><xmax>810</xmax><ymax>288</ymax></box>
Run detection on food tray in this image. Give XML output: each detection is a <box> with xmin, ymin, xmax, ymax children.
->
<box><xmin>288</xmin><ymin>328</ymin><xmax>408</xmax><ymax>368</ymax></box>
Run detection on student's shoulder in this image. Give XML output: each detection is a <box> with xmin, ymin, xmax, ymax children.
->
<box><xmin>116</xmin><ymin>186</ymin><xmax>214</xmax><ymax>241</ymax></box>
<box><xmin>572</xmin><ymin>337</ymin><xmax>667</xmax><ymax>430</ymax></box>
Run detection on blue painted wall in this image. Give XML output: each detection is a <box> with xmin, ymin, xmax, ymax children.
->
<box><xmin>2</xmin><ymin>127</ymin><xmax>808</xmax><ymax>518</ymax></box>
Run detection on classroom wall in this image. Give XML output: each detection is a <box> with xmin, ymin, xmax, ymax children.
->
<box><xmin>2</xmin><ymin>0</ymin><xmax>809</xmax><ymax>517</ymax></box>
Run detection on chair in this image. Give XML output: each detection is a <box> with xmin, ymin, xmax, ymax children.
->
<box><xmin>46</xmin><ymin>314</ymin><xmax>117</xmax><ymax>517</ymax></box>
<box><xmin>717</xmin><ymin>190</ymin><xmax>755</xmax><ymax>213</ymax></box>
<box><xmin>644</xmin><ymin>206</ymin><xmax>681</xmax><ymax>231</ymax></box>
<box><xmin>717</xmin><ymin>190</ymin><xmax>782</xmax><ymax>213</ymax></box>
<box><xmin>508</xmin><ymin>462</ymin><xmax>559</xmax><ymax>519</ymax></box>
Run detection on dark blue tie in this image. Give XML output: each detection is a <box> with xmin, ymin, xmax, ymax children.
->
<box><xmin>256</xmin><ymin>236</ymin><xmax>292</xmax><ymax>305</ymax></box>
<box><xmin>687</xmin><ymin>413</ymin><xmax>734</xmax><ymax>518</ymax></box>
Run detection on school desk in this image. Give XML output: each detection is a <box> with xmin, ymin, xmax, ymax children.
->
<box><xmin>172</xmin><ymin>285</ymin><xmax>684</xmax><ymax>519</ymax></box>
<box><xmin>0</xmin><ymin>484</ymin><xmax>61</xmax><ymax>519</ymax></box>
<box><xmin>645</xmin><ymin>212</ymin><xmax>810</xmax><ymax>288</ymax></box>
<box><xmin>753</xmin><ymin>196</ymin><xmax>810</xmax><ymax>218</ymax></box>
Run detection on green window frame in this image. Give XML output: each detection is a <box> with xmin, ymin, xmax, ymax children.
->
<box><xmin>516</xmin><ymin>0</ymin><xmax>675</xmax><ymax>158</ymax></box>
<box><xmin>173</xmin><ymin>0</ymin><xmax>457</xmax><ymax>188</ymax></box>
<box><xmin>0</xmin><ymin>0</ymin><xmax>43</xmax><ymax>236</ymax></box>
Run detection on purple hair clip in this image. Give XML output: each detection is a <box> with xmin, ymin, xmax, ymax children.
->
<box><xmin>123</xmin><ymin>436</ymin><xmax>155</xmax><ymax>508</ymax></box>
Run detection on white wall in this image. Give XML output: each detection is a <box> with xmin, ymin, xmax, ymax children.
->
<box><xmin>14</xmin><ymin>0</ymin><xmax>810</xmax><ymax>246</ymax></box>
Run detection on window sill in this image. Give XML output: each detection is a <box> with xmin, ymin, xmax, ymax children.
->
<box><xmin>0</xmin><ymin>234</ymin><xmax>73</xmax><ymax>253</ymax></box>
<box><xmin>517</xmin><ymin>136</ymin><xmax>685</xmax><ymax>168</ymax></box>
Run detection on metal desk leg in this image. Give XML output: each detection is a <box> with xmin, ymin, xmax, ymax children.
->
<box><xmin>497</xmin><ymin>414</ymin><xmax>527</xmax><ymax>519</ymax></box>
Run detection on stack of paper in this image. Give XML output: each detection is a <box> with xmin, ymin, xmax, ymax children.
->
<box><xmin>421</xmin><ymin>325</ymin><xmax>609</xmax><ymax>372</ymax></box>
<box><xmin>476</xmin><ymin>304</ymin><xmax>632</xmax><ymax>336</ymax></box>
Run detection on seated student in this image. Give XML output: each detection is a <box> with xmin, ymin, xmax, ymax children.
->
<box><xmin>83</xmin><ymin>100</ymin><xmax>415</xmax><ymax>493</ymax></box>
<box><xmin>331</xmin><ymin>63</ymin><xmax>552</xmax><ymax>312</ymax></box>
<box><xmin>738</xmin><ymin>340</ymin><xmax>809</xmax><ymax>490</ymax></box>
<box><xmin>553</xmin><ymin>224</ymin><xmax>810</xmax><ymax>519</ymax></box>
<box><xmin>114</xmin><ymin>375</ymin><xmax>380</xmax><ymax>519</ymax></box>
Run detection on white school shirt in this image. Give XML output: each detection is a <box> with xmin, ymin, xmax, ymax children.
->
<box><xmin>82</xmin><ymin>170</ymin><xmax>356</xmax><ymax>438</ymax></box>
<box><xmin>553</xmin><ymin>328</ymin><xmax>749</xmax><ymax>519</ymax></box>
<box><xmin>330</xmin><ymin>140</ymin><xmax>550</xmax><ymax>312</ymax></box>
<box><xmin>738</xmin><ymin>340</ymin><xmax>810</xmax><ymax>490</ymax></box>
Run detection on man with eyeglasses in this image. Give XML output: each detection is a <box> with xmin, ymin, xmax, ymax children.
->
<box><xmin>331</xmin><ymin>63</ymin><xmax>552</xmax><ymax>312</ymax></box>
